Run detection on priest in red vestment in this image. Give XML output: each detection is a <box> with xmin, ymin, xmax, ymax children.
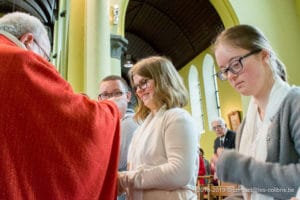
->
<box><xmin>0</xmin><ymin>12</ymin><xmax>120</xmax><ymax>200</ymax></box>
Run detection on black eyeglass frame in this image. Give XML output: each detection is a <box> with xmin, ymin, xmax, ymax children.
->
<box><xmin>132</xmin><ymin>79</ymin><xmax>150</xmax><ymax>92</ymax></box>
<box><xmin>98</xmin><ymin>91</ymin><xmax>127</xmax><ymax>100</ymax></box>
<box><xmin>212</xmin><ymin>124</ymin><xmax>224</xmax><ymax>131</ymax></box>
<box><xmin>216</xmin><ymin>49</ymin><xmax>262</xmax><ymax>81</ymax></box>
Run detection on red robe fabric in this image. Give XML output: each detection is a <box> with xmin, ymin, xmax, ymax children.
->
<box><xmin>198</xmin><ymin>156</ymin><xmax>206</xmax><ymax>185</ymax></box>
<box><xmin>0</xmin><ymin>35</ymin><xmax>120</xmax><ymax>200</ymax></box>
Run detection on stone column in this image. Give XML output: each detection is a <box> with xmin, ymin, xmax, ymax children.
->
<box><xmin>85</xmin><ymin>0</ymin><xmax>111</xmax><ymax>99</ymax></box>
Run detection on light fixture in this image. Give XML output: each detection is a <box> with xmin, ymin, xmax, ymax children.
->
<box><xmin>112</xmin><ymin>4</ymin><xmax>119</xmax><ymax>25</ymax></box>
<box><xmin>123</xmin><ymin>54</ymin><xmax>133</xmax><ymax>68</ymax></box>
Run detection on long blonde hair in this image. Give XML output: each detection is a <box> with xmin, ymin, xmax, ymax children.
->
<box><xmin>128</xmin><ymin>56</ymin><xmax>188</xmax><ymax>121</ymax></box>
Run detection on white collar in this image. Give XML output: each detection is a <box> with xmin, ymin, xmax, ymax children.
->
<box><xmin>0</xmin><ymin>30</ymin><xmax>27</xmax><ymax>49</ymax></box>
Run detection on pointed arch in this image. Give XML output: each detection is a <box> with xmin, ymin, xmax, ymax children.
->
<box><xmin>188</xmin><ymin>65</ymin><xmax>205</xmax><ymax>134</ymax></box>
<box><xmin>203</xmin><ymin>54</ymin><xmax>220</xmax><ymax>130</ymax></box>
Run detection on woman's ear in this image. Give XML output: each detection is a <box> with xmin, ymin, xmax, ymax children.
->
<box><xmin>260</xmin><ymin>49</ymin><xmax>271</xmax><ymax>62</ymax></box>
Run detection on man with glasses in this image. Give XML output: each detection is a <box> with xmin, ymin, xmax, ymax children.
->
<box><xmin>211</xmin><ymin>117</ymin><xmax>235</xmax><ymax>154</ymax></box>
<box><xmin>0</xmin><ymin>12</ymin><xmax>121</xmax><ymax>200</ymax></box>
<box><xmin>99</xmin><ymin>75</ymin><xmax>139</xmax><ymax>200</ymax></box>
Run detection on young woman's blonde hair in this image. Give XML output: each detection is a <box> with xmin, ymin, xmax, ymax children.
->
<box><xmin>213</xmin><ymin>24</ymin><xmax>287</xmax><ymax>81</ymax></box>
<box><xmin>128</xmin><ymin>56</ymin><xmax>188</xmax><ymax>121</ymax></box>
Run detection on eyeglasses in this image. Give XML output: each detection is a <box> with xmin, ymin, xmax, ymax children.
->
<box><xmin>133</xmin><ymin>79</ymin><xmax>150</xmax><ymax>92</ymax></box>
<box><xmin>33</xmin><ymin>39</ymin><xmax>51</xmax><ymax>62</ymax></box>
<box><xmin>216</xmin><ymin>49</ymin><xmax>262</xmax><ymax>81</ymax></box>
<box><xmin>98</xmin><ymin>91</ymin><xmax>126</xmax><ymax>100</ymax></box>
<box><xmin>212</xmin><ymin>125</ymin><xmax>223</xmax><ymax>131</ymax></box>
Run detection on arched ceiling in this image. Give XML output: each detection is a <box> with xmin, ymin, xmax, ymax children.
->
<box><xmin>0</xmin><ymin>0</ymin><xmax>225</xmax><ymax>77</ymax></box>
<box><xmin>0</xmin><ymin>0</ymin><xmax>58</xmax><ymax>43</ymax></box>
<box><xmin>123</xmin><ymin>0</ymin><xmax>224</xmax><ymax>75</ymax></box>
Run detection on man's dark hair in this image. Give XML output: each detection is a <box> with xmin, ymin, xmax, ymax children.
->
<box><xmin>101</xmin><ymin>75</ymin><xmax>129</xmax><ymax>90</ymax></box>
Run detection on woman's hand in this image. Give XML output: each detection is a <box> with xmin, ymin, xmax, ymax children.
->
<box><xmin>211</xmin><ymin>147</ymin><xmax>224</xmax><ymax>179</ymax></box>
<box><xmin>118</xmin><ymin>172</ymin><xmax>127</xmax><ymax>195</ymax></box>
<box><xmin>216</xmin><ymin>147</ymin><xmax>224</xmax><ymax>156</ymax></box>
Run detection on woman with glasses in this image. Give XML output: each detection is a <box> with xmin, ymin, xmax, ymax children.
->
<box><xmin>118</xmin><ymin>56</ymin><xmax>199</xmax><ymax>200</ymax></box>
<box><xmin>212</xmin><ymin>24</ymin><xmax>300</xmax><ymax>199</ymax></box>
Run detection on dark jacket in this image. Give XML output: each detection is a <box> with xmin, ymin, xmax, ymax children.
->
<box><xmin>214</xmin><ymin>130</ymin><xmax>235</xmax><ymax>153</ymax></box>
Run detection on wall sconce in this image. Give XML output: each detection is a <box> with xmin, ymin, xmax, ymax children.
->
<box><xmin>123</xmin><ymin>54</ymin><xmax>133</xmax><ymax>68</ymax></box>
<box><xmin>112</xmin><ymin>4</ymin><xmax>119</xmax><ymax>25</ymax></box>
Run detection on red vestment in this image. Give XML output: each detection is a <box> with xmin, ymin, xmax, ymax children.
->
<box><xmin>0</xmin><ymin>35</ymin><xmax>120</xmax><ymax>200</ymax></box>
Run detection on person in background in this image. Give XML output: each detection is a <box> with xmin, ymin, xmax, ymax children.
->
<box><xmin>199</xmin><ymin>148</ymin><xmax>210</xmax><ymax>184</ymax></box>
<box><xmin>209</xmin><ymin>157</ymin><xmax>219</xmax><ymax>186</ymax></box>
<box><xmin>212</xmin><ymin>24</ymin><xmax>300</xmax><ymax>199</ymax></box>
<box><xmin>0</xmin><ymin>12</ymin><xmax>121</xmax><ymax>200</ymax></box>
<box><xmin>211</xmin><ymin>117</ymin><xmax>235</xmax><ymax>154</ymax></box>
<box><xmin>211</xmin><ymin>117</ymin><xmax>235</xmax><ymax>185</ymax></box>
<box><xmin>118</xmin><ymin>56</ymin><xmax>199</xmax><ymax>200</ymax></box>
<box><xmin>99</xmin><ymin>75</ymin><xmax>139</xmax><ymax>200</ymax></box>
<box><xmin>198</xmin><ymin>148</ymin><xmax>206</xmax><ymax>185</ymax></box>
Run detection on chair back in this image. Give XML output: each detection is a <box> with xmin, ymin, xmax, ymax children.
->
<box><xmin>207</xmin><ymin>181</ymin><xmax>240</xmax><ymax>200</ymax></box>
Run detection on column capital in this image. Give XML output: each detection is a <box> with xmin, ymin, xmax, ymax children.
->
<box><xmin>111</xmin><ymin>34</ymin><xmax>128</xmax><ymax>59</ymax></box>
